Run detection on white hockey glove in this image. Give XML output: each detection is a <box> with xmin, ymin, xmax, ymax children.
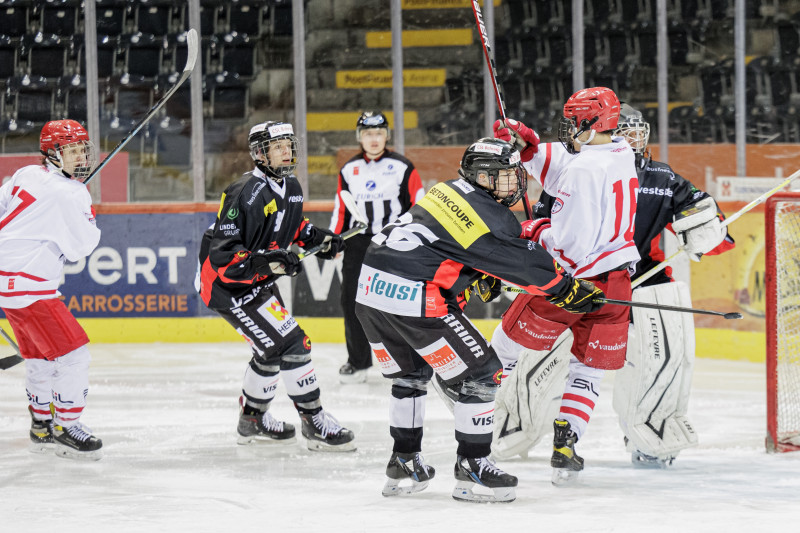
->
<box><xmin>672</xmin><ymin>197</ymin><xmax>726</xmax><ymax>261</ymax></box>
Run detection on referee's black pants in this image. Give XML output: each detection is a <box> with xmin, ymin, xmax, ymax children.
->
<box><xmin>341</xmin><ymin>233</ymin><xmax>373</xmax><ymax>370</ymax></box>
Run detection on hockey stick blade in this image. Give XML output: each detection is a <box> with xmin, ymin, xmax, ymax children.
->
<box><xmin>297</xmin><ymin>222</ymin><xmax>368</xmax><ymax>261</ymax></box>
<box><xmin>597</xmin><ymin>298</ymin><xmax>743</xmax><ymax>319</ymax></box>
<box><xmin>83</xmin><ymin>28</ymin><xmax>199</xmax><ymax>185</ymax></box>
<box><xmin>0</xmin><ymin>326</ymin><xmax>23</xmax><ymax>370</ymax></box>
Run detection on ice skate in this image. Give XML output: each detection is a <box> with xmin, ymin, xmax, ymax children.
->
<box><xmin>300</xmin><ymin>409</ymin><xmax>356</xmax><ymax>452</ymax></box>
<box><xmin>237</xmin><ymin>397</ymin><xmax>296</xmax><ymax>445</ymax></box>
<box><xmin>339</xmin><ymin>363</ymin><xmax>368</xmax><ymax>384</ymax></box>
<box><xmin>551</xmin><ymin>419</ymin><xmax>583</xmax><ymax>486</ymax></box>
<box><xmin>631</xmin><ymin>449</ymin><xmax>674</xmax><ymax>469</ymax></box>
<box><xmin>452</xmin><ymin>455</ymin><xmax>517</xmax><ymax>503</ymax></box>
<box><xmin>382</xmin><ymin>452</ymin><xmax>435</xmax><ymax>496</ymax></box>
<box><xmin>54</xmin><ymin>422</ymin><xmax>103</xmax><ymax>461</ymax></box>
<box><xmin>28</xmin><ymin>406</ymin><xmax>54</xmax><ymax>454</ymax></box>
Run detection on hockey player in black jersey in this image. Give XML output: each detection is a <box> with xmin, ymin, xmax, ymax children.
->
<box><xmin>354</xmin><ymin>138</ymin><xmax>606</xmax><ymax>502</ymax></box>
<box><xmin>197</xmin><ymin>121</ymin><xmax>355</xmax><ymax>452</ymax></box>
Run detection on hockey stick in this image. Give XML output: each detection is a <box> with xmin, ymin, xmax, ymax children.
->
<box><xmin>82</xmin><ymin>28</ymin><xmax>199</xmax><ymax>185</ymax></box>
<box><xmin>632</xmin><ymin>167</ymin><xmax>800</xmax><ymax>288</ymax></box>
<box><xmin>598</xmin><ymin>297</ymin><xmax>743</xmax><ymax>320</ymax></box>
<box><xmin>0</xmin><ymin>326</ymin><xmax>23</xmax><ymax>371</ymax></box>
<box><xmin>500</xmin><ymin>286</ymin><xmax>742</xmax><ymax>319</ymax></box>
<box><xmin>297</xmin><ymin>191</ymin><xmax>368</xmax><ymax>261</ymax></box>
<box><xmin>469</xmin><ymin>0</ymin><xmax>533</xmax><ymax>219</ymax></box>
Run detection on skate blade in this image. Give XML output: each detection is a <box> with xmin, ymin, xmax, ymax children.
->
<box><xmin>305</xmin><ymin>439</ymin><xmax>357</xmax><ymax>453</ymax></box>
<box><xmin>54</xmin><ymin>445</ymin><xmax>103</xmax><ymax>461</ymax></box>
<box><xmin>631</xmin><ymin>454</ymin><xmax>672</xmax><ymax>469</ymax></box>
<box><xmin>551</xmin><ymin>467</ymin><xmax>580</xmax><ymax>486</ymax></box>
<box><xmin>382</xmin><ymin>477</ymin><xmax>430</xmax><ymax>497</ymax></box>
<box><xmin>236</xmin><ymin>434</ymin><xmax>298</xmax><ymax>446</ymax></box>
<box><xmin>452</xmin><ymin>481</ymin><xmax>516</xmax><ymax>503</ymax></box>
<box><xmin>338</xmin><ymin>372</ymin><xmax>368</xmax><ymax>384</ymax></box>
<box><xmin>29</xmin><ymin>442</ymin><xmax>54</xmax><ymax>454</ymax></box>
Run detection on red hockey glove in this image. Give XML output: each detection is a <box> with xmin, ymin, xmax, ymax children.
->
<box><xmin>493</xmin><ymin>118</ymin><xmax>539</xmax><ymax>162</ymax></box>
<box><xmin>520</xmin><ymin>218</ymin><xmax>551</xmax><ymax>242</ymax></box>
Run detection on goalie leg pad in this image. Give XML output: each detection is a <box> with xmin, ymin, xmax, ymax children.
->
<box><xmin>613</xmin><ymin>282</ymin><xmax>698</xmax><ymax>462</ymax></box>
<box><xmin>492</xmin><ymin>330</ymin><xmax>573</xmax><ymax>460</ymax></box>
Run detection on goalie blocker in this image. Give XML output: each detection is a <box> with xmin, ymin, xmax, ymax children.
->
<box><xmin>491</xmin><ymin>282</ymin><xmax>698</xmax><ymax>466</ymax></box>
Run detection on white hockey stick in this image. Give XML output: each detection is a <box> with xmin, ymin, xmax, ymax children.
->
<box><xmin>0</xmin><ymin>326</ymin><xmax>23</xmax><ymax>371</ymax></box>
<box><xmin>83</xmin><ymin>28</ymin><xmax>199</xmax><ymax>185</ymax></box>
<box><xmin>632</xmin><ymin>167</ymin><xmax>800</xmax><ymax>288</ymax></box>
<box><xmin>297</xmin><ymin>190</ymin><xmax>367</xmax><ymax>261</ymax></box>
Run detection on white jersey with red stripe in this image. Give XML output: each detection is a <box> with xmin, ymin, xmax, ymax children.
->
<box><xmin>0</xmin><ymin>163</ymin><xmax>100</xmax><ymax>309</ymax></box>
<box><xmin>524</xmin><ymin>139</ymin><xmax>640</xmax><ymax>277</ymax></box>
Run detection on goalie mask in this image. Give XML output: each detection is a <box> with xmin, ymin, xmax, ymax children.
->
<box><xmin>458</xmin><ymin>138</ymin><xmax>526</xmax><ymax>207</ymax></box>
<box><xmin>615</xmin><ymin>103</ymin><xmax>650</xmax><ymax>165</ymax></box>
<box><xmin>558</xmin><ymin>86</ymin><xmax>620</xmax><ymax>154</ymax></box>
<box><xmin>248</xmin><ymin>121</ymin><xmax>298</xmax><ymax>181</ymax></box>
<box><xmin>40</xmin><ymin>119</ymin><xmax>97</xmax><ymax>181</ymax></box>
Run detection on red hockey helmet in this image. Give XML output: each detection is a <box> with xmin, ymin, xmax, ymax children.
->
<box><xmin>40</xmin><ymin>119</ymin><xmax>90</xmax><ymax>155</ymax></box>
<box><xmin>562</xmin><ymin>87</ymin><xmax>621</xmax><ymax>132</ymax></box>
<box><xmin>39</xmin><ymin>120</ymin><xmax>96</xmax><ymax>181</ymax></box>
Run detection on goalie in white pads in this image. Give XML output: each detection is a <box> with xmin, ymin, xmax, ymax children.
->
<box><xmin>491</xmin><ymin>103</ymin><xmax>734</xmax><ymax>469</ymax></box>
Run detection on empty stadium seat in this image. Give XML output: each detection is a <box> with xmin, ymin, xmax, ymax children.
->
<box><xmin>0</xmin><ymin>1</ymin><xmax>30</xmax><ymax>37</ymax></box>
<box><xmin>7</xmin><ymin>75</ymin><xmax>56</xmax><ymax>124</ymax></box>
<box><xmin>110</xmin><ymin>73</ymin><xmax>153</xmax><ymax>121</ymax></box>
<box><xmin>135</xmin><ymin>0</ymin><xmax>175</xmax><ymax>36</ymax></box>
<box><xmin>96</xmin><ymin>0</ymin><xmax>130</xmax><ymax>36</ymax></box>
<box><xmin>22</xmin><ymin>33</ymin><xmax>68</xmax><ymax>79</ymax></box>
<box><xmin>220</xmin><ymin>33</ymin><xmax>256</xmax><ymax>77</ymax></box>
<box><xmin>0</xmin><ymin>35</ymin><xmax>18</xmax><ymax>79</ymax></box>
<box><xmin>77</xmin><ymin>34</ymin><xmax>119</xmax><ymax>78</ymax></box>
<box><xmin>123</xmin><ymin>33</ymin><xmax>166</xmax><ymax>78</ymax></box>
<box><xmin>227</xmin><ymin>1</ymin><xmax>264</xmax><ymax>37</ymax></box>
<box><xmin>37</xmin><ymin>0</ymin><xmax>79</xmax><ymax>36</ymax></box>
<box><xmin>208</xmin><ymin>72</ymin><xmax>247</xmax><ymax>119</ymax></box>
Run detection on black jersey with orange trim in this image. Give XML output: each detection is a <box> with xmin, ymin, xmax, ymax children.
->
<box><xmin>532</xmin><ymin>157</ymin><xmax>735</xmax><ymax>286</ymax></box>
<box><xmin>198</xmin><ymin>168</ymin><xmax>314</xmax><ymax>309</ymax></box>
<box><xmin>357</xmin><ymin>178</ymin><xmax>571</xmax><ymax>318</ymax></box>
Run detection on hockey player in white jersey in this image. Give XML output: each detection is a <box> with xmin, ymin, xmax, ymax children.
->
<box><xmin>0</xmin><ymin>119</ymin><xmax>103</xmax><ymax>460</ymax></box>
<box><xmin>493</xmin><ymin>87</ymin><xmax>640</xmax><ymax>485</ymax></box>
<box><xmin>490</xmin><ymin>104</ymin><xmax>734</xmax><ymax>470</ymax></box>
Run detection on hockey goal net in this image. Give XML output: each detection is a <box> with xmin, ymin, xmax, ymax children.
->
<box><xmin>766</xmin><ymin>192</ymin><xmax>800</xmax><ymax>452</ymax></box>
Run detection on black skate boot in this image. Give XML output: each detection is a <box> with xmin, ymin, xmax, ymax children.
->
<box><xmin>28</xmin><ymin>406</ymin><xmax>54</xmax><ymax>454</ymax></box>
<box><xmin>338</xmin><ymin>363</ymin><xmax>368</xmax><ymax>384</ymax></box>
<box><xmin>382</xmin><ymin>452</ymin><xmax>436</xmax><ymax>497</ymax></box>
<box><xmin>551</xmin><ymin>419</ymin><xmax>583</xmax><ymax>486</ymax></box>
<box><xmin>237</xmin><ymin>398</ymin><xmax>296</xmax><ymax>445</ymax></box>
<box><xmin>300</xmin><ymin>409</ymin><xmax>356</xmax><ymax>452</ymax></box>
<box><xmin>54</xmin><ymin>422</ymin><xmax>103</xmax><ymax>461</ymax></box>
<box><xmin>452</xmin><ymin>455</ymin><xmax>518</xmax><ymax>503</ymax></box>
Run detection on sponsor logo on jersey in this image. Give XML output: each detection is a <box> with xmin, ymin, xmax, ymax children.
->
<box><xmin>247</xmin><ymin>182</ymin><xmax>266</xmax><ymax>205</ymax></box>
<box><xmin>366</xmin><ymin>180</ymin><xmax>376</xmax><ymax>191</ymax></box>
<box><xmin>219</xmin><ymin>223</ymin><xmax>240</xmax><ymax>237</ymax></box>
<box><xmin>264</xmin><ymin>199</ymin><xmax>278</xmax><ymax>216</ymax></box>
<box><xmin>638</xmin><ymin>186</ymin><xmax>674</xmax><ymax>197</ymax></box>
<box><xmin>453</xmin><ymin>179</ymin><xmax>475</xmax><ymax>194</ymax></box>
<box><xmin>295</xmin><ymin>368</ymin><xmax>316</xmax><ymax>388</ymax></box>
<box><xmin>8</xmin><ymin>278</ymin><xmax>14</xmax><ymax>290</ymax></box>
<box><xmin>552</xmin><ymin>197</ymin><xmax>564</xmax><ymax>214</ymax></box>
<box><xmin>267</xmin><ymin>123</ymin><xmax>294</xmax><ymax>137</ymax></box>
<box><xmin>533</xmin><ymin>356</ymin><xmax>562</xmax><ymax>387</ymax></box>
<box><xmin>416</xmin><ymin>183</ymin><xmax>490</xmax><ymax>249</ymax></box>
<box><xmin>471</xmin><ymin>409</ymin><xmax>494</xmax><ymax>426</ymax></box>
<box><xmin>356</xmin><ymin>266</ymin><xmax>423</xmax><ymax>316</ymax></box>
<box><xmin>231</xmin><ymin>309</ymin><xmax>275</xmax><ymax>351</ymax></box>
<box><xmin>257</xmin><ymin>296</ymin><xmax>299</xmax><ymax>337</ymax></box>
<box><xmin>371</xmin><ymin>343</ymin><xmax>403</xmax><ymax>374</ymax></box>
<box><xmin>288</xmin><ymin>195</ymin><xmax>303</xmax><ymax>203</ymax></box>
<box><xmin>353</xmin><ymin>166</ymin><xmax>359</xmax><ymax>176</ymax></box>
<box><xmin>473</xmin><ymin>142</ymin><xmax>502</xmax><ymax>155</ymax></box>
<box><xmin>226</xmin><ymin>208</ymin><xmax>239</xmax><ymax>219</ymax></box>
<box><xmin>442</xmin><ymin>314</ymin><xmax>484</xmax><ymax>358</ymax></box>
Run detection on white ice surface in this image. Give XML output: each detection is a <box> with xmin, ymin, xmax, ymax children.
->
<box><xmin>1</xmin><ymin>343</ymin><xmax>799</xmax><ymax>532</ymax></box>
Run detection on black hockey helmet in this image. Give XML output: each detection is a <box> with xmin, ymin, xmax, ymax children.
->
<box><xmin>356</xmin><ymin>110</ymin><xmax>390</xmax><ymax>142</ymax></box>
<box><xmin>248</xmin><ymin>121</ymin><xmax>298</xmax><ymax>181</ymax></box>
<box><xmin>615</xmin><ymin>103</ymin><xmax>650</xmax><ymax>161</ymax></box>
<box><xmin>458</xmin><ymin>137</ymin><xmax>526</xmax><ymax>207</ymax></box>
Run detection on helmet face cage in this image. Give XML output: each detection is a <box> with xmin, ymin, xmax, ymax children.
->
<box><xmin>356</xmin><ymin>111</ymin><xmax>390</xmax><ymax>143</ymax></box>
<box><xmin>615</xmin><ymin>104</ymin><xmax>650</xmax><ymax>156</ymax></box>
<box><xmin>458</xmin><ymin>138</ymin><xmax>526</xmax><ymax>207</ymax></box>
<box><xmin>40</xmin><ymin>120</ymin><xmax>97</xmax><ymax>180</ymax></box>
<box><xmin>248</xmin><ymin>121</ymin><xmax>298</xmax><ymax>180</ymax></box>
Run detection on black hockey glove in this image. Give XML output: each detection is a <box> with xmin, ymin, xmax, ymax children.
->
<box><xmin>547</xmin><ymin>278</ymin><xmax>605</xmax><ymax>314</ymax></box>
<box><xmin>251</xmin><ymin>249</ymin><xmax>303</xmax><ymax>277</ymax></box>
<box><xmin>316</xmin><ymin>231</ymin><xmax>346</xmax><ymax>260</ymax></box>
<box><xmin>473</xmin><ymin>275</ymin><xmax>502</xmax><ymax>303</ymax></box>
